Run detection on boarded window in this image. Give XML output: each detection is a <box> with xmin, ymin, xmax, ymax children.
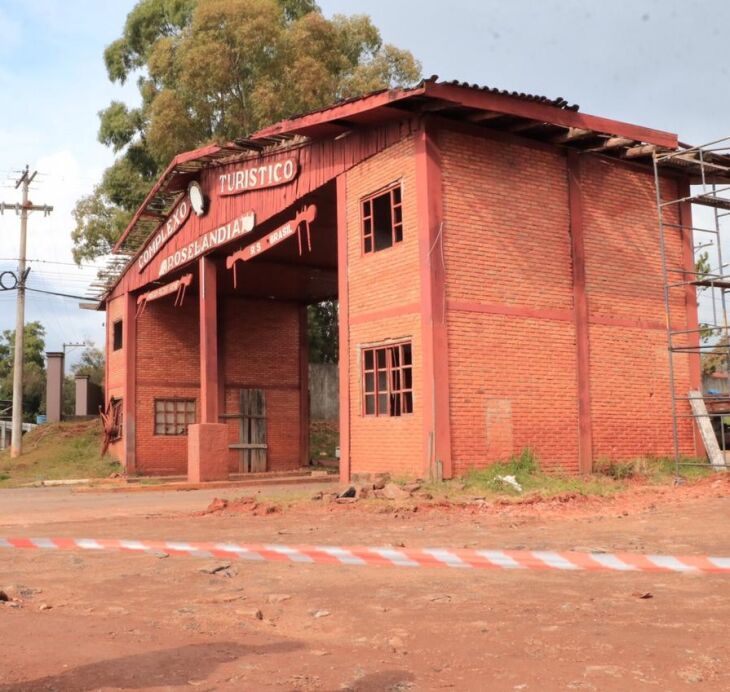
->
<box><xmin>362</xmin><ymin>184</ymin><xmax>403</xmax><ymax>253</ymax></box>
<box><xmin>154</xmin><ymin>399</ymin><xmax>196</xmax><ymax>435</ymax></box>
<box><xmin>362</xmin><ymin>342</ymin><xmax>413</xmax><ymax>416</ymax></box>
<box><xmin>112</xmin><ymin>320</ymin><xmax>123</xmax><ymax>351</ymax></box>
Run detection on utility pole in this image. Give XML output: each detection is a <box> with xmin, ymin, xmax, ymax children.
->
<box><xmin>0</xmin><ymin>166</ymin><xmax>53</xmax><ymax>457</ymax></box>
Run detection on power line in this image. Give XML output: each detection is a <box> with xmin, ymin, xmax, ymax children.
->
<box><xmin>0</xmin><ymin>257</ymin><xmax>100</xmax><ymax>268</ymax></box>
<box><xmin>25</xmin><ymin>286</ymin><xmax>91</xmax><ymax>300</ymax></box>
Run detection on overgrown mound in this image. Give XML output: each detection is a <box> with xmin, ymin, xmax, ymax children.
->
<box><xmin>0</xmin><ymin>419</ymin><xmax>120</xmax><ymax>487</ymax></box>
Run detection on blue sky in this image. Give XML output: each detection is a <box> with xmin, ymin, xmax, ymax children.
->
<box><xmin>1</xmin><ymin>0</ymin><xmax>729</xmax><ymax>363</ymax></box>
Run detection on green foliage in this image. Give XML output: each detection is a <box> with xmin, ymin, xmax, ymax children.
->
<box><xmin>0</xmin><ymin>322</ymin><xmax>47</xmax><ymax>421</ymax></box>
<box><xmin>308</xmin><ymin>300</ymin><xmax>338</xmax><ymax>363</ymax></box>
<box><xmin>695</xmin><ymin>250</ymin><xmax>722</xmax><ymax>352</ymax></box>
<box><xmin>71</xmin><ymin>345</ymin><xmax>105</xmax><ymax>386</ymax></box>
<box><xmin>60</xmin><ymin>345</ymin><xmax>105</xmax><ymax>417</ymax></box>
<box><xmin>309</xmin><ymin>419</ymin><xmax>338</xmax><ymax>460</ymax></box>
<box><xmin>701</xmin><ymin>335</ymin><xmax>730</xmax><ymax>375</ymax></box>
<box><xmin>72</xmin><ymin>0</ymin><xmax>421</xmax><ymax>263</ymax></box>
<box><xmin>420</xmin><ymin>449</ymin><xmax>622</xmax><ymax>499</ymax></box>
<box><xmin>62</xmin><ymin>375</ymin><xmax>76</xmax><ymax>417</ymax></box>
<box><xmin>464</xmin><ymin>448</ymin><xmax>539</xmax><ymax>494</ymax></box>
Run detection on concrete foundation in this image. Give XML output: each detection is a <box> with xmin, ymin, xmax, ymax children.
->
<box><xmin>187</xmin><ymin>423</ymin><xmax>229</xmax><ymax>482</ymax></box>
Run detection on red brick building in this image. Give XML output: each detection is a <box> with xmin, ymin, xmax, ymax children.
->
<box><xmin>101</xmin><ymin>79</ymin><xmax>700</xmax><ymax>481</ymax></box>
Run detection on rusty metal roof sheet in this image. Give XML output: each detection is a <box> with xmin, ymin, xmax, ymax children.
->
<box><xmin>433</xmin><ymin>78</ymin><xmax>579</xmax><ymax>111</ymax></box>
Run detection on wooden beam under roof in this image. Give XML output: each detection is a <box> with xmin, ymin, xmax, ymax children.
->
<box><xmin>624</xmin><ymin>144</ymin><xmax>657</xmax><ymax>159</ymax></box>
<box><xmin>465</xmin><ymin>111</ymin><xmax>507</xmax><ymax>123</ymax></box>
<box><xmin>418</xmin><ymin>99</ymin><xmax>460</xmax><ymax>113</ymax></box>
<box><xmin>508</xmin><ymin>120</ymin><xmax>548</xmax><ymax>134</ymax></box>
<box><xmin>551</xmin><ymin>127</ymin><xmax>594</xmax><ymax>144</ymax></box>
<box><xmin>584</xmin><ymin>136</ymin><xmax>636</xmax><ymax>153</ymax></box>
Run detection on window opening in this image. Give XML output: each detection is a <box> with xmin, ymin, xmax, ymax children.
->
<box><xmin>112</xmin><ymin>320</ymin><xmax>123</xmax><ymax>351</ymax></box>
<box><xmin>362</xmin><ymin>185</ymin><xmax>403</xmax><ymax>253</ymax></box>
<box><xmin>154</xmin><ymin>399</ymin><xmax>196</xmax><ymax>435</ymax></box>
<box><xmin>362</xmin><ymin>342</ymin><xmax>413</xmax><ymax>416</ymax></box>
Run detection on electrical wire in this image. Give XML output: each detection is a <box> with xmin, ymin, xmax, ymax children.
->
<box><xmin>24</xmin><ymin>287</ymin><xmax>92</xmax><ymax>300</ymax></box>
<box><xmin>0</xmin><ymin>258</ymin><xmax>100</xmax><ymax>268</ymax></box>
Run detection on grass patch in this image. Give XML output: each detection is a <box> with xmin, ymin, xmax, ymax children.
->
<box><xmin>418</xmin><ymin>449</ymin><xmax>719</xmax><ymax>501</ymax></box>
<box><xmin>595</xmin><ymin>455</ymin><xmax>714</xmax><ymax>483</ymax></box>
<box><xmin>309</xmin><ymin>420</ymin><xmax>339</xmax><ymax>460</ymax></box>
<box><xmin>459</xmin><ymin>449</ymin><xmax>622</xmax><ymax>498</ymax></box>
<box><xmin>0</xmin><ymin>419</ymin><xmax>121</xmax><ymax>488</ymax></box>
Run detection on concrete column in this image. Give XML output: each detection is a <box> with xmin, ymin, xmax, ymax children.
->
<box><xmin>75</xmin><ymin>375</ymin><xmax>89</xmax><ymax>417</ymax></box>
<box><xmin>45</xmin><ymin>352</ymin><xmax>64</xmax><ymax>423</ymax></box>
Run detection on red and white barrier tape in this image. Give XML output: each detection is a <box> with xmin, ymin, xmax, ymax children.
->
<box><xmin>2</xmin><ymin>537</ymin><xmax>730</xmax><ymax>574</ymax></box>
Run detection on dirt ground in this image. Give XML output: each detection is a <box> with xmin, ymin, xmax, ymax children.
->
<box><xmin>2</xmin><ymin>477</ymin><xmax>730</xmax><ymax>691</ymax></box>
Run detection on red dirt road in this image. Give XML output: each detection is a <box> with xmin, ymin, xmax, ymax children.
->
<box><xmin>1</xmin><ymin>479</ymin><xmax>730</xmax><ymax>690</ymax></box>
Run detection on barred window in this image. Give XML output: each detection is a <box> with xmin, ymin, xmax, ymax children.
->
<box><xmin>362</xmin><ymin>184</ymin><xmax>403</xmax><ymax>253</ymax></box>
<box><xmin>362</xmin><ymin>342</ymin><xmax>413</xmax><ymax>417</ymax></box>
<box><xmin>154</xmin><ymin>399</ymin><xmax>196</xmax><ymax>435</ymax></box>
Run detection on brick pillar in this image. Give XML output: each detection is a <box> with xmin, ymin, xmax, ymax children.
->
<box><xmin>45</xmin><ymin>351</ymin><xmax>64</xmax><ymax>423</ymax></box>
<box><xmin>336</xmin><ymin>174</ymin><xmax>351</xmax><ymax>483</ymax></box>
<box><xmin>299</xmin><ymin>304</ymin><xmax>310</xmax><ymax>467</ymax></box>
<box><xmin>122</xmin><ymin>292</ymin><xmax>137</xmax><ymax>474</ymax></box>
<box><xmin>567</xmin><ymin>151</ymin><xmax>593</xmax><ymax>474</ymax></box>
<box><xmin>188</xmin><ymin>255</ymin><xmax>228</xmax><ymax>482</ymax></box>
<box><xmin>415</xmin><ymin>122</ymin><xmax>453</xmax><ymax>480</ymax></box>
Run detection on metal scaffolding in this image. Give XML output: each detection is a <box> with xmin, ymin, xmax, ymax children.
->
<box><xmin>654</xmin><ymin>137</ymin><xmax>730</xmax><ymax>472</ymax></box>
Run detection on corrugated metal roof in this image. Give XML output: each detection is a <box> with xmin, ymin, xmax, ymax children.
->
<box><xmin>251</xmin><ymin>75</ymin><xmax>578</xmax><ymax>136</ymax></box>
<box><xmin>433</xmin><ymin>78</ymin><xmax>579</xmax><ymax>111</ymax></box>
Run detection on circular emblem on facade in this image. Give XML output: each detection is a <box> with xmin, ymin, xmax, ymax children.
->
<box><xmin>188</xmin><ymin>181</ymin><xmax>207</xmax><ymax>217</ymax></box>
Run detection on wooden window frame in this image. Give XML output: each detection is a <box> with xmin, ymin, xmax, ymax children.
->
<box><xmin>362</xmin><ymin>341</ymin><xmax>413</xmax><ymax>417</ymax></box>
<box><xmin>112</xmin><ymin>320</ymin><xmax>123</xmax><ymax>351</ymax></box>
<box><xmin>361</xmin><ymin>183</ymin><xmax>403</xmax><ymax>254</ymax></box>
<box><xmin>110</xmin><ymin>397</ymin><xmax>123</xmax><ymax>441</ymax></box>
<box><xmin>154</xmin><ymin>398</ymin><xmax>196</xmax><ymax>436</ymax></box>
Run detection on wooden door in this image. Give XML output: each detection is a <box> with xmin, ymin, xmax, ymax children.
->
<box><xmin>239</xmin><ymin>389</ymin><xmax>267</xmax><ymax>473</ymax></box>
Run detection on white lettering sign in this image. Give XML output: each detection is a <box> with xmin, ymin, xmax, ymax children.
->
<box><xmin>158</xmin><ymin>211</ymin><xmax>256</xmax><ymax>277</ymax></box>
<box><xmin>219</xmin><ymin>157</ymin><xmax>298</xmax><ymax>196</ymax></box>
<box><xmin>137</xmin><ymin>198</ymin><xmax>191</xmax><ymax>273</ymax></box>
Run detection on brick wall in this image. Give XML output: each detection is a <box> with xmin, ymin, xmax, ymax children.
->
<box><xmin>344</xmin><ymin>135</ymin><xmax>426</xmax><ymax>477</ymax></box>
<box><xmin>135</xmin><ymin>296</ymin><xmax>199</xmax><ymax>475</ymax></box>
<box><xmin>439</xmin><ymin>126</ymin><xmax>695</xmax><ymax>472</ymax></box>
<box><xmin>108</xmin><ymin>289</ymin><xmax>302</xmax><ymax>476</ymax></box>
<box><xmin>581</xmin><ymin>158</ymin><xmax>695</xmax><ymax>459</ymax></box>
<box><xmin>440</xmin><ymin>128</ymin><xmax>579</xmax><ymax>473</ymax></box>
<box><xmin>221</xmin><ymin>297</ymin><xmax>301</xmax><ymax>473</ymax></box>
<box><xmin>105</xmin><ymin>295</ymin><xmax>125</xmax><ymax>462</ymax></box>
